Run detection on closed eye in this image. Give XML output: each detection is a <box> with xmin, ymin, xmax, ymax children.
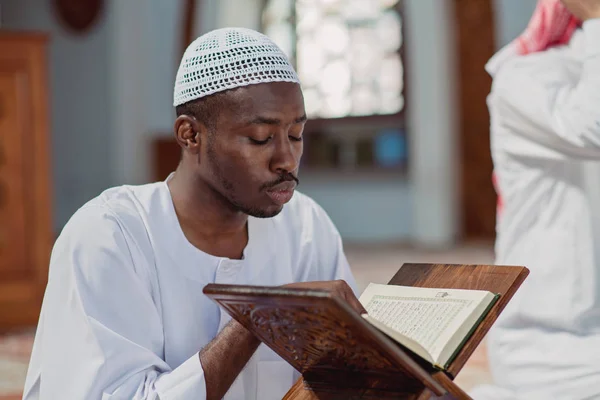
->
<box><xmin>249</xmin><ymin>137</ymin><xmax>272</xmax><ymax>145</ymax></box>
<box><xmin>289</xmin><ymin>135</ymin><xmax>303</xmax><ymax>142</ymax></box>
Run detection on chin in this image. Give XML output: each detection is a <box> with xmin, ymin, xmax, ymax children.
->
<box><xmin>246</xmin><ymin>204</ymin><xmax>284</xmax><ymax>219</ymax></box>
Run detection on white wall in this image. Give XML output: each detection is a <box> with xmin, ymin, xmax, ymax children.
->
<box><xmin>404</xmin><ymin>0</ymin><xmax>458</xmax><ymax>247</ymax></box>
<box><xmin>303</xmin><ymin>0</ymin><xmax>460</xmax><ymax>246</ymax></box>
<box><xmin>493</xmin><ymin>0</ymin><xmax>537</xmax><ymax>49</ymax></box>
<box><xmin>107</xmin><ymin>0</ymin><xmax>172</xmax><ymax>186</ymax></box>
<box><xmin>0</xmin><ymin>0</ymin><xmax>459</xmax><ymax>245</ymax></box>
<box><xmin>1</xmin><ymin>0</ymin><xmax>537</xmax><ymax>243</ymax></box>
<box><xmin>300</xmin><ymin>179</ymin><xmax>413</xmax><ymax>242</ymax></box>
<box><xmin>201</xmin><ymin>0</ymin><xmax>459</xmax><ymax>246</ymax></box>
<box><xmin>144</xmin><ymin>0</ymin><xmax>537</xmax><ymax>245</ymax></box>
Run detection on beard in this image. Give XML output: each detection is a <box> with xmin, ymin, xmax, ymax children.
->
<box><xmin>205</xmin><ymin>142</ymin><xmax>287</xmax><ymax>218</ymax></box>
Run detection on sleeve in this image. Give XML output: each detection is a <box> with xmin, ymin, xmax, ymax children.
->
<box><xmin>491</xmin><ymin>19</ymin><xmax>600</xmax><ymax>160</ymax></box>
<box><xmin>35</xmin><ymin>205</ymin><xmax>207</xmax><ymax>400</ymax></box>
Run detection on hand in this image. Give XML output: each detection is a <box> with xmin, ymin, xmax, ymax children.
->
<box><xmin>561</xmin><ymin>0</ymin><xmax>600</xmax><ymax>21</ymax></box>
<box><xmin>282</xmin><ymin>280</ymin><xmax>367</xmax><ymax>315</ymax></box>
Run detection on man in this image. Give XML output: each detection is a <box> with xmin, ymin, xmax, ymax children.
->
<box><xmin>23</xmin><ymin>27</ymin><xmax>363</xmax><ymax>400</ymax></box>
<box><xmin>471</xmin><ymin>0</ymin><xmax>600</xmax><ymax>398</ymax></box>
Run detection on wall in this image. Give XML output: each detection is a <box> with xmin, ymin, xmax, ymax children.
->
<box><xmin>0</xmin><ymin>0</ymin><xmax>183</xmax><ymax>231</ymax></box>
<box><xmin>404</xmin><ymin>0</ymin><xmax>458</xmax><ymax>247</ymax></box>
<box><xmin>108</xmin><ymin>0</ymin><xmax>166</xmax><ymax>186</ymax></box>
<box><xmin>299</xmin><ymin>179</ymin><xmax>413</xmax><ymax>243</ymax></box>
<box><xmin>0</xmin><ymin>0</ymin><xmax>459</xmax><ymax>245</ymax></box>
<box><xmin>205</xmin><ymin>0</ymin><xmax>459</xmax><ymax>245</ymax></box>
<box><xmin>0</xmin><ymin>0</ymin><xmax>112</xmax><ymax>232</ymax></box>
<box><xmin>493</xmin><ymin>0</ymin><xmax>537</xmax><ymax>49</ymax></box>
<box><xmin>1</xmin><ymin>0</ymin><xmax>539</xmax><ymax>244</ymax></box>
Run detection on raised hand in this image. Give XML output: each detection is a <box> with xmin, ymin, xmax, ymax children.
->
<box><xmin>561</xmin><ymin>0</ymin><xmax>600</xmax><ymax>20</ymax></box>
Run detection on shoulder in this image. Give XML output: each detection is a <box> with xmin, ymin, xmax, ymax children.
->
<box><xmin>491</xmin><ymin>46</ymin><xmax>575</xmax><ymax>97</ymax></box>
<box><xmin>59</xmin><ymin>182</ymin><xmax>163</xmax><ymax>238</ymax></box>
<box><xmin>51</xmin><ymin>184</ymin><xmax>164</xmax><ymax>289</ymax></box>
<box><xmin>54</xmin><ymin>182</ymin><xmax>166</xmax><ymax>267</ymax></box>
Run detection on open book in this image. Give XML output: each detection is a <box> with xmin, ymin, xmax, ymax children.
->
<box><xmin>359</xmin><ymin>283</ymin><xmax>498</xmax><ymax>370</ymax></box>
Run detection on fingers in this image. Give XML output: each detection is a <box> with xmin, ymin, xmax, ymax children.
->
<box><xmin>348</xmin><ymin>294</ymin><xmax>367</xmax><ymax>315</ymax></box>
<box><xmin>334</xmin><ymin>280</ymin><xmax>367</xmax><ymax>315</ymax></box>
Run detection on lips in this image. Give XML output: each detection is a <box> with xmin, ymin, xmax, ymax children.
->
<box><xmin>265</xmin><ymin>181</ymin><xmax>297</xmax><ymax>206</ymax></box>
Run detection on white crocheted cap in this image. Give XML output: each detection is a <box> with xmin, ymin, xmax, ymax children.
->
<box><xmin>173</xmin><ymin>27</ymin><xmax>301</xmax><ymax>107</ymax></box>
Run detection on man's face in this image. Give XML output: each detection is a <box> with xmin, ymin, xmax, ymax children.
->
<box><xmin>200</xmin><ymin>82</ymin><xmax>306</xmax><ymax>218</ymax></box>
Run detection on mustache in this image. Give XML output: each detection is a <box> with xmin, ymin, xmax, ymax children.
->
<box><xmin>261</xmin><ymin>173</ymin><xmax>299</xmax><ymax>190</ymax></box>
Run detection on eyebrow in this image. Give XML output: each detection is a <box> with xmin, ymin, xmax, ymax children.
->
<box><xmin>249</xmin><ymin>114</ymin><xmax>307</xmax><ymax>126</ymax></box>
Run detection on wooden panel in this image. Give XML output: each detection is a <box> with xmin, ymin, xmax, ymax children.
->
<box><xmin>284</xmin><ymin>375</ymin><xmax>464</xmax><ymax>400</ymax></box>
<box><xmin>388</xmin><ymin>263</ymin><xmax>529</xmax><ymax>379</ymax></box>
<box><xmin>153</xmin><ymin>137</ymin><xmax>179</xmax><ymax>182</ymax></box>
<box><xmin>0</xmin><ymin>64</ymin><xmax>31</xmax><ymax>279</ymax></box>
<box><xmin>453</xmin><ymin>0</ymin><xmax>497</xmax><ymax>240</ymax></box>
<box><xmin>283</xmin><ymin>378</ymin><xmax>421</xmax><ymax>400</ymax></box>
<box><xmin>0</xmin><ymin>282</ymin><xmax>38</xmax><ymax>303</ymax></box>
<box><xmin>0</xmin><ymin>33</ymin><xmax>53</xmax><ymax>331</ymax></box>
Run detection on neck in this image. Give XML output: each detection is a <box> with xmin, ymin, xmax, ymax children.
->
<box><xmin>167</xmin><ymin>165</ymin><xmax>248</xmax><ymax>241</ymax></box>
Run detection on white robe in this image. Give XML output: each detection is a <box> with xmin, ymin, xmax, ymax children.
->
<box><xmin>471</xmin><ymin>19</ymin><xmax>600</xmax><ymax>400</ymax></box>
<box><xmin>22</xmin><ymin>177</ymin><xmax>357</xmax><ymax>400</ymax></box>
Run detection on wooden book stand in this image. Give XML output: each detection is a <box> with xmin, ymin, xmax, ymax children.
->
<box><xmin>204</xmin><ymin>263</ymin><xmax>528</xmax><ymax>400</ymax></box>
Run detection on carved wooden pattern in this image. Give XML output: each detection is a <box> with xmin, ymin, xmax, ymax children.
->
<box><xmin>205</xmin><ymin>286</ymin><xmax>449</xmax><ymax>397</ymax></box>
<box><xmin>225</xmin><ymin>302</ymin><xmax>399</xmax><ymax>373</ymax></box>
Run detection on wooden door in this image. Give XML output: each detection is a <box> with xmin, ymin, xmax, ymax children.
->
<box><xmin>453</xmin><ymin>0</ymin><xmax>497</xmax><ymax>241</ymax></box>
<box><xmin>0</xmin><ymin>33</ymin><xmax>52</xmax><ymax>331</ymax></box>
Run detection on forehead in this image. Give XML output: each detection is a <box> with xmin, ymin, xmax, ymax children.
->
<box><xmin>223</xmin><ymin>82</ymin><xmax>305</xmax><ymax>119</ymax></box>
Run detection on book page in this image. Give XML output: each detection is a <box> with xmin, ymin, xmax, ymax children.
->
<box><xmin>359</xmin><ymin>283</ymin><xmax>491</xmax><ymax>363</ymax></box>
<box><xmin>361</xmin><ymin>314</ymin><xmax>433</xmax><ymax>363</ymax></box>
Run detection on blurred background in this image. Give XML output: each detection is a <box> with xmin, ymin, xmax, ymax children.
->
<box><xmin>0</xmin><ymin>0</ymin><xmax>537</xmax><ymax>397</ymax></box>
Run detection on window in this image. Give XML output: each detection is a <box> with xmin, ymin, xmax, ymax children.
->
<box><xmin>262</xmin><ymin>0</ymin><xmax>407</xmax><ymax>173</ymax></box>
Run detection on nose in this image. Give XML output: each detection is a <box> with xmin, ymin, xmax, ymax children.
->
<box><xmin>271</xmin><ymin>135</ymin><xmax>301</xmax><ymax>174</ymax></box>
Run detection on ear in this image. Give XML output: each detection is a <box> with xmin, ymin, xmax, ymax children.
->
<box><xmin>174</xmin><ymin>115</ymin><xmax>204</xmax><ymax>155</ymax></box>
